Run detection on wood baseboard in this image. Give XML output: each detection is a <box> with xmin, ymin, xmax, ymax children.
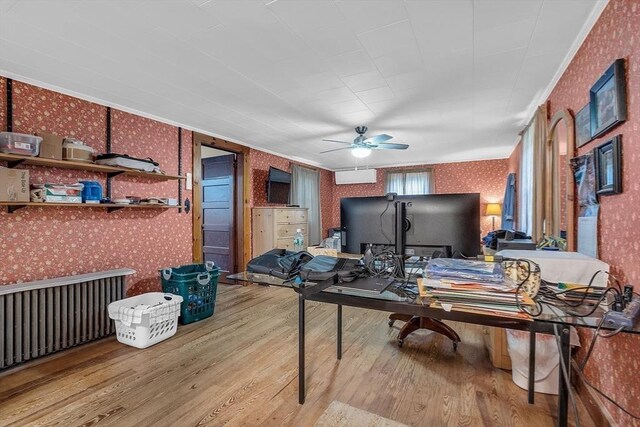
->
<box><xmin>571</xmin><ymin>360</ymin><xmax>615</xmax><ymax>426</ymax></box>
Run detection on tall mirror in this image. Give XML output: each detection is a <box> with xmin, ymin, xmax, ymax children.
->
<box><xmin>545</xmin><ymin>110</ymin><xmax>576</xmax><ymax>250</ymax></box>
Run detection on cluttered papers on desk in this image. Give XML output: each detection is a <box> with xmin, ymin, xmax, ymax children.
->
<box><xmin>418</xmin><ymin>277</ymin><xmax>533</xmax><ymax>319</ymax></box>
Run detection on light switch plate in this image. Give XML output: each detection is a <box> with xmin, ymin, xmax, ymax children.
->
<box><xmin>186</xmin><ymin>173</ymin><xmax>193</xmax><ymax>190</ymax></box>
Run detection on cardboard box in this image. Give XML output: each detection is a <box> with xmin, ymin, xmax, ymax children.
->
<box><xmin>44</xmin><ymin>195</ymin><xmax>82</xmax><ymax>203</ymax></box>
<box><xmin>38</xmin><ymin>133</ymin><xmax>64</xmax><ymax>160</ymax></box>
<box><xmin>307</xmin><ymin>246</ymin><xmax>338</xmax><ymax>257</ymax></box>
<box><xmin>0</xmin><ymin>167</ymin><xmax>30</xmax><ymax>202</ymax></box>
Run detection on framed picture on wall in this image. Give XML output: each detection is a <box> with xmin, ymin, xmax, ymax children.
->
<box><xmin>593</xmin><ymin>135</ymin><xmax>622</xmax><ymax>196</ymax></box>
<box><xmin>589</xmin><ymin>58</ymin><xmax>627</xmax><ymax>138</ymax></box>
<box><xmin>575</xmin><ymin>103</ymin><xmax>591</xmax><ymax>147</ymax></box>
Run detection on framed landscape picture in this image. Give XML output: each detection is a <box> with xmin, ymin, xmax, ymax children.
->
<box><xmin>593</xmin><ymin>135</ymin><xmax>622</xmax><ymax>196</ymax></box>
<box><xmin>590</xmin><ymin>58</ymin><xmax>627</xmax><ymax>138</ymax></box>
<box><xmin>575</xmin><ymin>103</ymin><xmax>591</xmax><ymax>147</ymax></box>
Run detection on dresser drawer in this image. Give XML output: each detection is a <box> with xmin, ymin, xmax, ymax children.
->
<box><xmin>276</xmin><ymin>233</ymin><xmax>309</xmax><ymax>250</ymax></box>
<box><xmin>276</xmin><ymin>238</ymin><xmax>294</xmax><ymax>250</ymax></box>
<box><xmin>277</xmin><ymin>224</ymin><xmax>307</xmax><ymax>238</ymax></box>
<box><xmin>276</xmin><ymin>209</ymin><xmax>307</xmax><ymax>224</ymax></box>
<box><xmin>275</xmin><ymin>209</ymin><xmax>296</xmax><ymax>223</ymax></box>
<box><xmin>295</xmin><ymin>210</ymin><xmax>307</xmax><ymax>223</ymax></box>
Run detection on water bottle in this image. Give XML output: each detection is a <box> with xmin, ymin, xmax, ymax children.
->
<box><xmin>293</xmin><ymin>229</ymin><xmax>305</xmax><ymax>252</ymax></box>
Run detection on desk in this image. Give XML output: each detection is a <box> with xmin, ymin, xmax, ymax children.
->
<box><xmin>228</xmin><ymin>271</ymin><xmax>639</xmax><ymax>427</ymax></box>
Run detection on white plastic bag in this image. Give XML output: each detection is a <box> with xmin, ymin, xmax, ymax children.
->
<box><xmin>506</xmin><ymin>328</ymin><xmax>579</xmax><ymax>395</ymax></box>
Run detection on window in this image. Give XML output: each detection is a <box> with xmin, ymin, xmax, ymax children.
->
<box><xmin>385</xmin><ymin>170</ymin><xmax>433</xmax><ymax>195</ymax></box>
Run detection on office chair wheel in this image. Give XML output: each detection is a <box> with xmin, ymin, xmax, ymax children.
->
<box><xmin>388</xmin><ymin>320</ymin><xmax>395</xmax><ymax>327</ymax></box>
<box><xmin>397</xmin><ymin>339</ymin><xmax>404</xmax><ymax>347</ymax></box>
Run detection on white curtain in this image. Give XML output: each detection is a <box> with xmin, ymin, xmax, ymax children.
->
<box><xmin>385</xmin><ymin>170</ymin><xmax>433</xmax><ymax>195</ymax></box>
<box><xmin>519</xmin><ymin>131</ymin><xmax>534</xmax><ymax>236</ymax></box>
<box><xmin>386</xmin><ymin>172</ymin><xmax>404</xmax><ymax>194</ymax></box>
<box><xmin>405</xmin><ymin>172</ymin><xmax>431</xmax><ymax>195</ymax></box>
<box><xmin>518</xmin><ymin>104</ymin><xmax>547</xmax><ymax>241</ymax></box>
<box><xmin>291</xmin><ymin>165</ymin><xmax>321</xmax><ymax>245</ymax></box>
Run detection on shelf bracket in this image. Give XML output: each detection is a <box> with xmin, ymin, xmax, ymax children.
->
<box><xmin>7</xmin><ymin>204</ymin><xmax>26</xmax><ymax>214</ymax></box>
<box><xmin>106</xmin><ymin>171</ymin><xmax>124</xmax><ymax>179</ymax></box>
<box><xmin>107</xmin><ymin>206</ymin><xmax>125</xmax><ymax>213</ymax></box>
<box><xmin>7</xmin><ymin>159</ymin><xmax>26</xmax><ymax>168</ymax></box>
<box><xmin>6</xmin><ymin>78</ymin><xmax>13</xmax><ymax>132</ymax></box>
<box><xmin>106</xmin><ymin>107</ymin><xmax>113</xmax><ymax>200</ymax></box>
<box><xmin>178</xmin><ymin>127</ymin><xmax>183</xmax><ymax>214</ymax></box>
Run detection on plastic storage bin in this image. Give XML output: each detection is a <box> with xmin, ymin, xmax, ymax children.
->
<box><xmin>79</xmin><ymin>180</ymin><xmax>103</xmax><ymax>203</ymax></box>
<box><xmin>63</xmin><ymin>139</ymin><xmax>95</xmax><ymax>163</ymax></box>
<box><xmin>161</xmin><ymin>262</ymin><xmax>219</xmax><ymax>325</ymax></box>
<box><xmin>108</xmin><ymin>292</ymin><xmax>183</xmax><ymax>349</ymax></box>
<box><xmin>0</xmin><ymin>132</ymin><xmax>42</xmax><ymax>156</ymax></box>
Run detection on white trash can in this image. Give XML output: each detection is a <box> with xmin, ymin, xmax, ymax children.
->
<box><xmin>506</xmin><ymin>329</ymin><xmax>579</xmax><ymax>395</ymax></box>
<box><xmin>108</xmin><ymin>292</ymin><xmax>183</xmax><ymax>349</ymax></box>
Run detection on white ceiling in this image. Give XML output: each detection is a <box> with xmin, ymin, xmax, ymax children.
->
<box><xmin>0</xmin><ymin>0</ymin><xmax>604</xmax><ymax>170</ymax></box>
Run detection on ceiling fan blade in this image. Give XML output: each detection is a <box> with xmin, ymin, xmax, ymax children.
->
<box><xmin>363</xmin><ymin>133</ymin><xmax>393</xmax><ymax>144</ymax></box>
<box><xmin>320</xmin><ymin>147</ymin><xmax>352</xmax><ymax>154</ymax></box>
<box><xmin>371</xmin><ymin>143</ymin><xmax>409</xmax><ymax>150</ymax></box>
<box><xmin>322</xmin><ymin>139</ymin><xmax>351</xmax><ymax>144</ymax></box>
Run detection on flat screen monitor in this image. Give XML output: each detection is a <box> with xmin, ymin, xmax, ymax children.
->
<box><xmin>340</xmin><ymin>193</ymin><xmax>481</xmax><ymax>257</ymax></box>
<box><xmin>267</xmin><ymin>167</ymin><xmax>291</xmax><ymax>204</ymax></box>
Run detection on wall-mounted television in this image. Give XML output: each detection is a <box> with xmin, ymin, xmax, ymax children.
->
<box><xmin>267</xmin><ymin>166</ymin><xmax>291</xmax><ymax>204</ymax></box>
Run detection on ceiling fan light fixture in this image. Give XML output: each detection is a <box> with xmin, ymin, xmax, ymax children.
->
<box><xmin>351</xmin><ymin>146</ymin><xmax>372</xmax><ymax>158</ymax></box>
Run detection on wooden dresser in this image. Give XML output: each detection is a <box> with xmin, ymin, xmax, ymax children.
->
<box><xmin>252</xmin><ymin>207</ymin><xmax>309</xmax><ymax>255</ymax></box>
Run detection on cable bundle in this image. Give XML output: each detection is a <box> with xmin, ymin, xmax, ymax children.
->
<box><xmin>364</xmin><ymin>248</ymin><xmax>404</xmax><ymax>278</ymax></box>
<box><xmin>508</xmin><ymin>259</ymin><xmax>639</xmax><ymax>422</ymax></box>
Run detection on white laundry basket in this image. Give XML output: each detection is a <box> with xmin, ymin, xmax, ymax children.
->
<box><xmin>108</xmin><ymin>292</ymin><xmax>183</xmax><ymax>349</ymax></box>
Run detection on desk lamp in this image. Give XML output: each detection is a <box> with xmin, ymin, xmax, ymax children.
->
<box><xmin>485</xmin><ymin>203</ymin><xmax>502</xmax><ymax>231</ymax></box>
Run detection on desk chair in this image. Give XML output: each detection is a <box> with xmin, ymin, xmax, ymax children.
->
<box><xmin>388</xmin><ymin>314</ymin><xmax>461</xmax><ymax>350</ymax></box>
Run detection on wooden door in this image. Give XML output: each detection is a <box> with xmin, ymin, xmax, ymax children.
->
<box><xmin>202</xmin><ymin>154</ymin><xmax>236</xmax><ymax>281</ymax></box>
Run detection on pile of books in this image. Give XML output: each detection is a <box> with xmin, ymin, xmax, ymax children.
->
<box><xmin>418</xmin><ymin>258</ymin><xmax>534</xmax><ymax>318</ymax></box>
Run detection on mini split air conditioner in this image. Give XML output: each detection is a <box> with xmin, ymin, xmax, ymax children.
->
<box><xmin>334</xmin><ymin>169</ymin><xmax>377</xmax><ymax>185</ymax></box>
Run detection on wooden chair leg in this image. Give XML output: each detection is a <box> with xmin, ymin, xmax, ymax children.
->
<box><xmin>397</xmin><ymin>317</ymin><xmax>421</xmax><ymax>347</ymax></box>
<box><xmin>396</xmin><ymin>316</ymin><xmax>461</xmax><ymax>351</ymax></box>
<box><xmin>388</xmin><ymin>313</ymin><xmax>413</xmax><ymax>327</ymax></box>
<box><xmin>421</xmin><ymin>318</ymin><xmax>461</xmax><ymax>350</ymax></box>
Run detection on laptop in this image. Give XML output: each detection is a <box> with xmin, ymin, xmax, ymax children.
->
<box><xmin>333</xmin><ymin>276</ymin><xmax>395</xmax><ymax>294</ymax></box>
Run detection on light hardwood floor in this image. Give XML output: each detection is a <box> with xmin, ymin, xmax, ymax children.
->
<box><xmin>0</xmin><ymin>284</ymin><xmax>594</xmax><ymax>427</ymax></box>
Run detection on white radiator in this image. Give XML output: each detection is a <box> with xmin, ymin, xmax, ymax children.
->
<box><xmin>0</xmin><ymin>269</ymin><xmax>135</xmax><ymax>370</ymax></box>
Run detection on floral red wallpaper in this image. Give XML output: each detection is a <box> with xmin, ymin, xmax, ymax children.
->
<box><xmin>249</xmin><ymin>149</ymin><xmax>334</xmax><ymax>237</ymax></box>
<box><xmin>544</xmin><ymin>1</ymin><xmax>640</xmax><ymax>423</ymax></box>
<box><xmin>330</xmin><ymin>159</ymin><xmax>510</xmax><ymax>237</ymax></box>
<box><xmin>0</xmin><ymin>76</ymin><xmax>192</xmax><ymax>295</ymax></box>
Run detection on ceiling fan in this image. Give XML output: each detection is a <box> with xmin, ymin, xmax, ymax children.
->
<box><xmin>321</xmin><ymin>126</ymin><xmax>409</xmax><ymax>158</ymax></box>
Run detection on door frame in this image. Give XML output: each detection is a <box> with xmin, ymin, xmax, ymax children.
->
<box><xmin>192</xmin><ymin>132</ymin><xmax>251</xmax><ymax>273</ymax></box>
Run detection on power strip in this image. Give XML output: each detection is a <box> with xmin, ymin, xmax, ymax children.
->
<box><xmin>604</xmin><ymin>298</ymin><xmax>640</xmax><ymax>329</ymax></box>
